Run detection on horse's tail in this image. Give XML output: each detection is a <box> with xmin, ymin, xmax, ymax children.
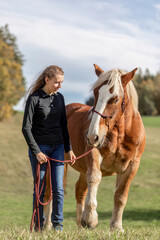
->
<box><xmin>63</xmin><ymin>163</ymin><xmax>68</xmax><ymax>194</ymax></box>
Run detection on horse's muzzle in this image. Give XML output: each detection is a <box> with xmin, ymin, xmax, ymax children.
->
<box><xmin>86</xmin><ymin>133</ymin><xmax>105</xmax><ymax>149</ymax></box>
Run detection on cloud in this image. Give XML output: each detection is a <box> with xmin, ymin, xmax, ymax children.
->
<box><xmin>0</xmin><ymin>0</ymin><xmax>160</xmax><ymax>111</ymax></box>
<box><xmin>154</xmin><ymin>4</ymin><xmax>160</xmax><ymax>23</ymax></box>
<box><xmin>155</xmin><ymin>4</ymin><xmax>160</xmax><ymax>10</ymax></box>
<box><xmin>6</xmin><ymin>14</ymin><xmax>159</xmax><ymax>73</ymax></box>
<box><xmin>93</xmin><ymin>1</ymin><xmax>130</xmax><ymax>16</ymax></box>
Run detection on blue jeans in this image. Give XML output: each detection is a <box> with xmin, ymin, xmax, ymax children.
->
<box><xmin>29</xmin><ymin>144</ymin><xmax>64</xmax><ymax>229</ymax></box>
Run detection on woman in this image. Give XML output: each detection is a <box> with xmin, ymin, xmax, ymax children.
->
<box><xmin>22</xmin><ymin>65</ymin><xmax>76</xmax><ymax>231</ymax></box>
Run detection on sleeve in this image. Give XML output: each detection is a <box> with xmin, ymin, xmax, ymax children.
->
<box><xmin>22</xmin><ymin>95</ymin><xmax>41</xmax><ymax>156</ymax></box>
<box><xmin>60</xmin><ymin>95</ymin><xmax>72</xmax><ymax>153</ymax></box>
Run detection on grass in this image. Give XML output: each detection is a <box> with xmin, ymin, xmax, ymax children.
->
<box><xmin>142</xmin><ymin>115</ymin><xmax>160</xmax><ymax>128</ymax></box>
<box><xmin>0</xmin><ymin>226</ymin><xmax>160</xmax><ymax>240</ymax></box>
<box><xmin>0</xmin><ymin>114</ymin><xmax>160</xmax><ymax>239</ymax></box>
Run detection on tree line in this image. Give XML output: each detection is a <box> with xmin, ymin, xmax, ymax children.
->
<box><xmin>86</xmin><ymin>68</ymin><xmax>160</xmax><ymax>116</ymax></box>
<box><xmin>134</xmin><ymin>69</ymin><xmax>160</xmax><ymax>115</ymax></box>
<box><xmin>0</xmin><ymin>25</ymin><xmax>159</xmax><ymax>120</ymax></box>
<box><xmin>0</xmin><ymin>25</ymin><xmax>25</xmax><ymax>120</ymax></box>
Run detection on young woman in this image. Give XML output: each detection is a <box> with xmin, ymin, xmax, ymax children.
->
<box><xmin>22</xmin><ymin>65</ymin><xmax>76</xmax><ymax>231</ymax></box>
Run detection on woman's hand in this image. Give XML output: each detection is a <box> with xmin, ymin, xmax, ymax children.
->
<box><xmin>67</xmin><ymin>150</ymin><xmax>76</xmax><ymax>165</ymax></box>
<box><xmin>36</xmin><ymin>152</ymin><xmax>48</xmax><ymax>164</ymax></box>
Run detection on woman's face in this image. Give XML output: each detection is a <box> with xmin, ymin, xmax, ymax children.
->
<box><xmin>45</xmin><ymin>74</ymin><xmax>64</xmax><ymax>94</ymax></box>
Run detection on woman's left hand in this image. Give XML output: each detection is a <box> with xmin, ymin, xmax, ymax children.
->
<box><xmin>68</xmin><ymin>150</ymin><xmax>76</xmax><ymax>165</ymax></box>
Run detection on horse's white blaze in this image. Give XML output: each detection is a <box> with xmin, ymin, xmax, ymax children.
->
<box><xmin>87</xmin><ymin>85</ymin><xmax>112</xmax><ymax>144</ymax></box>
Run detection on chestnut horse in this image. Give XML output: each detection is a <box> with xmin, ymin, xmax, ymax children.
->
<box><xmin>45</xmin><ymin>64</ymin><xmax>145</xmax><ymax>232</ymax></box>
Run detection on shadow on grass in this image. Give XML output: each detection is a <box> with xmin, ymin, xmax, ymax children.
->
<box><xmin>123</xmin><ymin>209</ymin><xmax>160</xmax><ymax>221</ymax></box>
<box><xmin>99</xmin><ymin>209</ymin><xmax>160</xmax><ymax>222</ymax></box>
<box><xmin>64</xmin><ymin>209</ymin><xmax>160</xmax><ymax>222</ymax></box>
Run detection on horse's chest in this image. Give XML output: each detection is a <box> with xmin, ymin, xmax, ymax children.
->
<box><xmin>99</xmin><ymin>131</ymin><xmax>138</xmax><ymax>175</ymax></box>
<box><xmin>100</xmin><ymin>144</ymin><xmax>135</xmax><ymax>175</ymax></box>
<box><xmin>100</xmin><ymin>149</ymin><xmax>117</xmax><ymax>175</ymax></box>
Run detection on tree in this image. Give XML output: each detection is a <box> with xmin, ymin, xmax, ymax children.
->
<box><xmin>154</xmin><ymin>72</ymin><xmax>160</xmax><ymax>114</ymax></box>
<box><xmin>0</xmin><ymin>25</ymin><xmax>25</xmax><ymax>120</ymax></box>
<box><xmin>134</xmin><ymin>69</ymin><xmax>157</xmax><ymax>115</ymax></box>
<box><xmin>85</xmin><ymin>95</ymin><xmax>94</xmax><ymax>106</ymax></box>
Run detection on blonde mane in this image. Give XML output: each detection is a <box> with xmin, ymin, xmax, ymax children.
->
<box><xmin>91</xmin><ymin>69</ymin><xmax>138</xmax><ymax>112</ymax></box>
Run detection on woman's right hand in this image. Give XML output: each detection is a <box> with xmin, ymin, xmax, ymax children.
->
<box><xmin>36</xmin><ymin>152</ymin><xmax>48</xmax><ymax>164</ymax></box>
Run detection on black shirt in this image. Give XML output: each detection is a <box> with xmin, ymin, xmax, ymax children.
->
<box><xmin>22</xmin><ymin>88</ymin><xmax>71</xmax><ymax>156</ymax></box>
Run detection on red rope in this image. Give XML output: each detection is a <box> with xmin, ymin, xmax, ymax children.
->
<box><xmin>30</xmin><ymin>159</ymin><xmax>52</xmax><ymax>232</ymax></box>
<box><xmin>46</xmin><ymin>147</ymin><xmax>93</xmax><ymax>162</ymax></box>
<box><xmin>30</xmin><ymin>147</ymin><xmax>93</xmax><ymax>232</ymax></box>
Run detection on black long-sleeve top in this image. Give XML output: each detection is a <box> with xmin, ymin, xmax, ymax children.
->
<box><xmin>22</xmin><ymin>88</ymin><xmax>71</xmax><ymax>156</ymax></box>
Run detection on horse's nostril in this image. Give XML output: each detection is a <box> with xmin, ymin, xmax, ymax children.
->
<box><xmin>94</xmin><ymin>135</ymin><xmax>99</xmax><ymax>143</ymax></box>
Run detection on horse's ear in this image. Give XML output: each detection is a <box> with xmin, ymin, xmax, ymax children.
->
<box><xmin>121</xmin><ymin>68</ymin><xmax>138</xmax><ymax>87</ymax></box>
<box><xmin>93</xmin><ymin>64</ymin><xmax>104</xmax><ymax>76</ymax></box>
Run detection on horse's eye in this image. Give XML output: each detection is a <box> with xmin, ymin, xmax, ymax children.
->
<box><xmin>114</xmin><ymin>99</ymin><xmax>118</xmax><ymax>103</ymax></box>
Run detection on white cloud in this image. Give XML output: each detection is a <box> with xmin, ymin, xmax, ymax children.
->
<box><xmin>155</xmin><ymin>4</ymin><xmax>160</xmax><ymax>10</ymax></box>
<box><xmin>1</xmin><ymin>0</ymin><xmax>160</xmax><ymax>111</ymax></box>
<box><xmin>3</xmin><ymin>14</ymin><xmax>158</xmax><ymax>73</ymax></box>
<box><xmin>154</xmin><ymin>4</ymin><xmax>160</xmax><ymax>22</ymax></box>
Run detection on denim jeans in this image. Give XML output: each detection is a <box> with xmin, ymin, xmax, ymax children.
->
<box><xmin>29</xmin><ymin>144</ymin><xmax>64</xmax><ymax>229</ymax></box>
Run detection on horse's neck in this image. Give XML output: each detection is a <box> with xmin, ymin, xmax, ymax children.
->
<box><xmin>117</xmin><ymin>100</ymin><xmax>135</xmax><ymax>139</ymax></box>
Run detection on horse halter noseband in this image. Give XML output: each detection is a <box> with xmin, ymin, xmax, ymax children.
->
<box><xmin>91</xmin><ymin>91</ymin><xmax>126</xmax><ymax>127</ymax></box>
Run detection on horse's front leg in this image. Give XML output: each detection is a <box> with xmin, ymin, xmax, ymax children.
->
<box><xmin>75</xmin><ymin>173</ymin><xmax>88</xmax><ymax>228</ymax></box>
<box><xmin>81</xmin><ymin>166</ymin><xmax>102</xmax><ymax>229</ymax></box>
<box><xmin>110</xmin><ymin>160</ymin><xmax>140</xmax><ymax>232</ymax></box>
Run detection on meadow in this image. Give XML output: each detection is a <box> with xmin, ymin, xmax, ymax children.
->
<box><xmin>0</xmin><ymin>113</ymin><xmax>159</xmax><ymax>240</ymax></box>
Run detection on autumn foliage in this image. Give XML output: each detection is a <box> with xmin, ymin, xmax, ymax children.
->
<box><xmin>0</xmin><ymin>25</ymin><xmax>25</xmax><ymax>120</ymax></box>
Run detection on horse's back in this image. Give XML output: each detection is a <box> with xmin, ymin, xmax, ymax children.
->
<box><xmin>66</xmin><ymin>103</ymin><xmax>91</xmax><ymax>118</ymax></box>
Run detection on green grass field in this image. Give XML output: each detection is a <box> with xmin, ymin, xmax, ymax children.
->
<box><xmin>0</xmin><ymin>113</ymin><xmax>160</xmax><ymax>239</ymax></box>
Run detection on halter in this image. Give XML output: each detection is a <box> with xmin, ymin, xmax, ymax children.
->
<box><xmin>91</xmin><ymin>91</ymin><xmax>126</xmax><ymax>128</ymax></box>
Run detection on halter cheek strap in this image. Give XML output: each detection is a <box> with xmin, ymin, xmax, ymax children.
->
<box><xmin>121</xmin><ymin>91</ymin><xmax>125</xmax><ymax>113</ymax></box>
<box><xmin>91</xmin><ymin>90</ymin><xmax>126</xmax><ymax>120</ymax></box>
<box><xmin>91</xmin><ymin>109</ymin><xmax>112</xmax><ymax>119</ymax></box>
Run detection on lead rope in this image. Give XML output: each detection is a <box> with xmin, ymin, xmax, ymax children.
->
<box><xmin>30</xmin><ymin>159</ymin><xmax>52</xmax><ymax>232</ymax></box>
<box><xmin>30</xmin><ymin>147</ymin><xmax>94</xmax><ymax>232</ymax></box>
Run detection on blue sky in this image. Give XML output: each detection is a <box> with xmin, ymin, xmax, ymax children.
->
<box><xmin>0</xmin><ymin>0</ymin><xmax>160</xmax><ymax>110</ymax></box>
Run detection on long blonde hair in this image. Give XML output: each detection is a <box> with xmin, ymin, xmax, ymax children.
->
<box><xmin>27</xmin><ymin>65</ymin><xmax>64</xmax><ymax>96</ymax></box>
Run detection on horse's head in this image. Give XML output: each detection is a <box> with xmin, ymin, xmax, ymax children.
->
<box><xmin>86</xmin><ymin>64</ymin><xmax>137</xmax><ymax>148</ymax></box>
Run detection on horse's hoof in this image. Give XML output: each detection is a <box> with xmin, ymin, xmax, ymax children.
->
<box><xmin>44</xmin><ymin>224</ymin><xmax>52</xmax><ymax>231</ymax></box>
<box><xmin>81</xmin><ymin>219</ymin><xmax>97</xmax><ymax>229</ymax></box>
<box><xmin>81</xmin><ymin>219</ymin><xmax>88</xmax><ymax>228</ymax></box>
<box><xmin>110</xmin><ymin>226</ymin><xmax>124</xmax><ymax>234</ymax></box>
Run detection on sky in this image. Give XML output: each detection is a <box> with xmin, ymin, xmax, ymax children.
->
<box><xmin>0</xmin><ymin>0</ymin><xmax>160</xmax><ymax>110</ymax></box>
